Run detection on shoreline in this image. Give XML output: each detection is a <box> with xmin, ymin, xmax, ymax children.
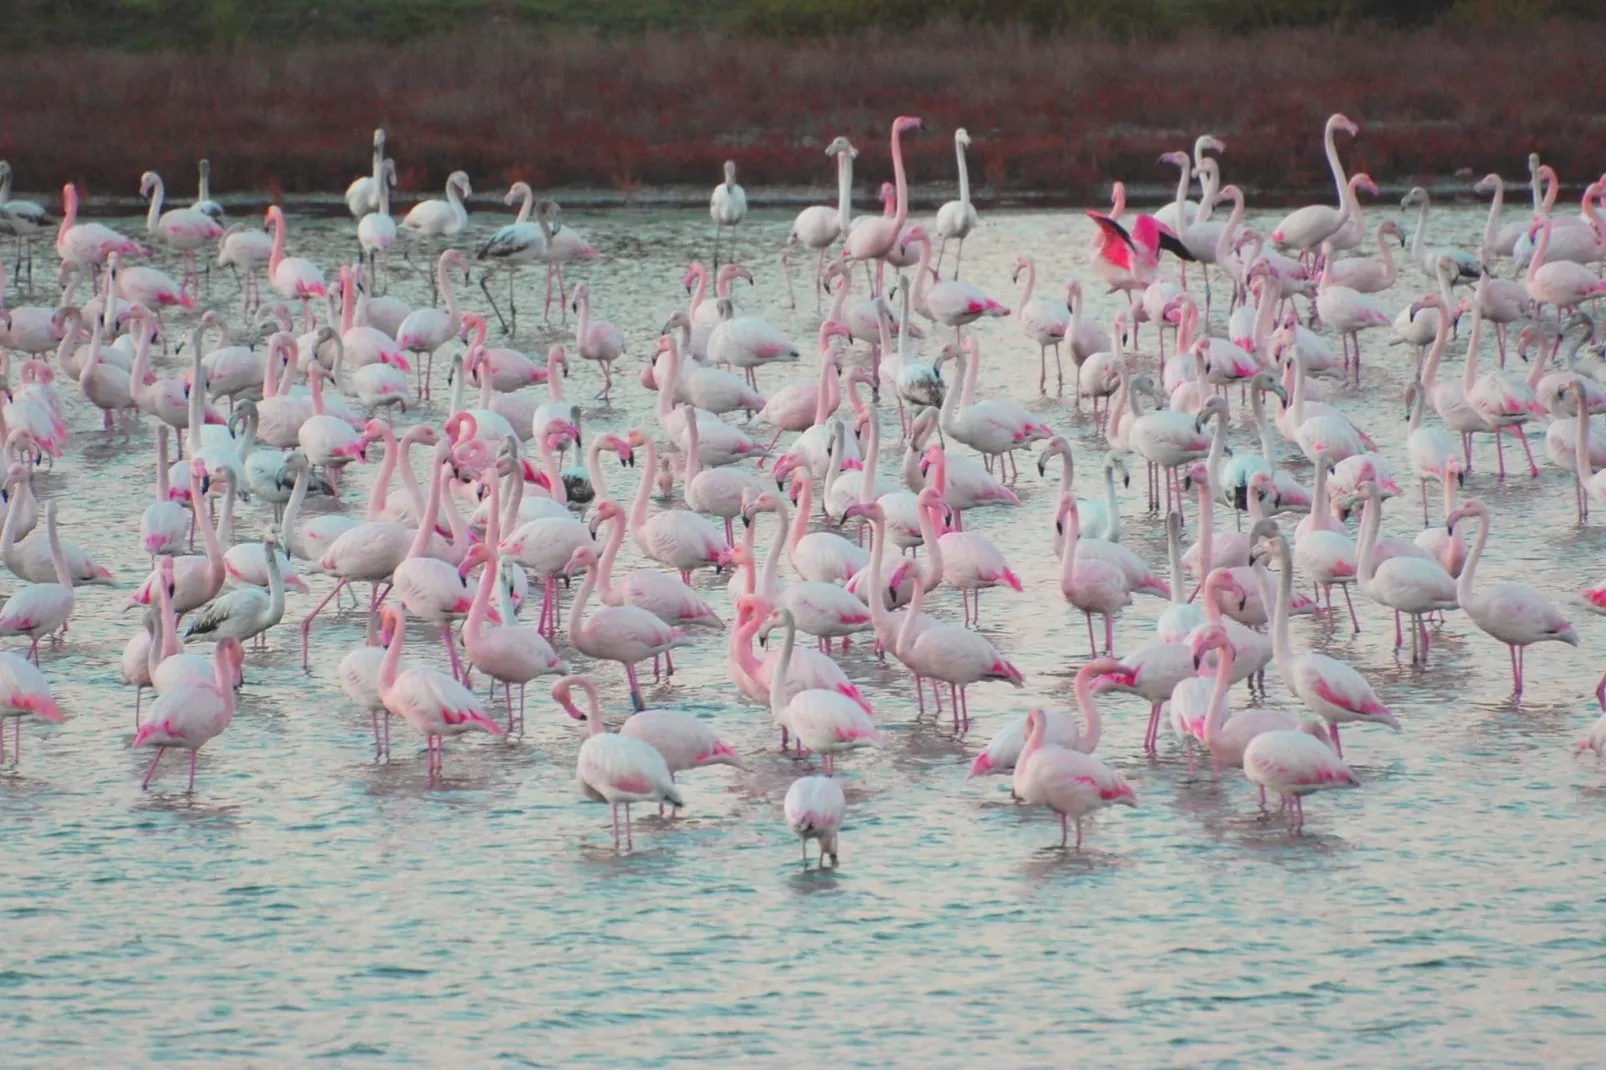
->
<box><xmin>4</xmin><ymin>177</ymin><xmax>1542</xmax><ymax>221</ymax></box>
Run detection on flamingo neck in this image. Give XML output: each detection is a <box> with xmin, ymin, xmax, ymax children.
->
<box><xmin>567</xmin><ymin>560</ymin><xmax>596</xmax><ymax>649</ymax></box>
<box><xmin>377</xmin><ymin>614</ymin><xmax>406</xmax><ymax>696</ymax></box>
<box><xmin>1017</xmin><ymin>259</ymin><xmax>1036</xmax><ymax>306</ymax></box>
<box><xmin>630</xmin><ymin>435</ymin><xmax>656</xmax><ymax>530</ymax></box>
<box><xmin>1073</xmin><ymin>669</ymin><xmax>1103</xmax><ymax>753</ymax></box>
<box><xmin>1324</xmin><ymin>118</ymin><xmax>1349</xmax><ymax>206</ymax></box>
<box><xmin>1459</xmin><ymin>508</ymin><xmax>1487</xmax><ymax>607</ymax></box>
<box><xmin>407</xmin><ymin>458</ymin><xmax>444</xmax><ymax>559</ymax></box>
<box><xmin>145</xmin><ymin>177</ymin><xmax>164</xmax><ymax>233</ymax></box>
<box><xmin>890</xmin><ymin>123</ymin><xmax>910</xmax><ymax>232</ymax></box>
<box><xmin>836</xmin><ymin>149</ymin><xmax>854</xmax><ymax>232</ymax></box>
<box><xmin>955</xmin><ymin>136</ymin><xmax>971</xmax><ymax>207</ymax></box>
<box><xmin>760</xmin><ymin>499</ymin><xmax>787</xmax><ymax>602</ymax></box>
<box><xmin>1202</xmin><ymin>640</ymin><xmax>1236</xmax><ymax>746</ymax></box>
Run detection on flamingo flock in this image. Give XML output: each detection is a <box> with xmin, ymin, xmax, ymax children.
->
<box><xmin>1</xmin><ymin>111</ymin><xmax>1605</xmax><ymax>864</ymax></box>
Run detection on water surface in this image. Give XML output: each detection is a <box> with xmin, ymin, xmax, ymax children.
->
<box><xmin>5</xmin><ymin>202</ymin><xmax>1605</xmax><ymax>1066</ymax></box>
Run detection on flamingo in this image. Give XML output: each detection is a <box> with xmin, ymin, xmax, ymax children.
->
<box><xmin>132</xmin><ymin>637</ymin><xmax>244</xmax><ymax>792</ymax></box>
<box><xmin>356</xmin><ymin>158</ymin><xmax>399</xmax><ymax>290</ymax></box>
<box><xmin>709</xmin><ymin>160</ymin><xmax>748</xmax><ymax>267</ymax></box>
<box><xmin>216</xmin><ymin>224</ymin><xmax>273</xmax><ymax>318</ymax></box>
<box><xmin>895</xmin><ymin>576</ymin><xmax>1024</xmax><ymax>731</ymax></box>
<box><xmin>933</xmin><ymin>128</ymin><xmax>979</xmax><ymax>278</ymax></box>
<box><xmin>537</xmin><ymin>200</ymin><xmax>597</xmax><ymax>324</ymax></box>
<box><xmin>0</xmin><ymin>650</ymin><xmax>63</xmax><ymax>766</ymax></box>
<box><xmin>564</xmin><ymin>546</ymin><xmax>693</xmax><ymax>712</ymax></box>
<box><xmin>1056</xmin><ymin>494</ymin><xmax>1131</xmax><ymax>657</ymax></box>
<box><xmin>570</xmin><ymin>281</ymin><xmax>625</xmax><ymax>400</ymax></box>
<box><xmin>401</xmin><ymin>170</ymin><xmax>471</xmax><ymax>250</ymax></box>
<box><xmin>1526</xmin><ymin>216</ymin><xmax>1606</xmax><ymax>332</ymax></box>
<box><xmin>183</xmin><ymin>535</ymin><xmax>288</xmax><ymax>650</ymax></box>
<box><xmin>344</xmin><ymin>129</ymin><xmax>388</xmax><ymax>218</ymax></box>
<box><xmin>1014</xmin><ymin>708</ymin><xmax>1137</xmax><ymax>850</ymax></box>
<box><xmin>727</xmin><ymin>594</ymin><xmax>868</xmax><ymax>723</ymax></box>
<box><xmin>785</xmin><ymin>775</ymin><xmax>846</xmax><ymax>867</ymax></box>
<box><xmin>763</xmin><ymin>608</ymin><xmax>882</xmax><ymax>773</ymax></box>
<box><xmin>784</xmin><ymin>137</ymin><xmax>856</xmax><ymax>307</ymax></box>
<box><xmin>1356</xmin><ymin>481</ymin><xmax>1458</xmax><ymax>664</ymax></box>
<box><xmin>463</xmin><ymin>541</ymin><xmax>570</xmax><ymax>732</ymax></box>
<box><xmin>1270</xmin><ymin>113</ymin><xmax>1359</xmax><ymax>263</ymax></box>
<box><xmin>968</xmin><ymin>657</ymin><xmax>1124</xmax><ymax>781</ymax></box>
<box><xmin>138</xmin><ymin>170</ymin><xmax>222</xmax><ymax>293</ymax></box>
<box><xmin>1252</xmin><ymin>521</ymin><xmax>1398</xmax><ymax>755</ymax></box>
<box><xmin>0</xmin><ymin>502</ymin><xmax>74</xmax><ymax>663</ymax></box>
<box><xmin>374</xmin><ymin>606</ymin><xmax>501</xmax><ymax>778</ymax></box>
<box><xmin>555</xmin><ymin>674</ymin><xmax>683</xmax><ymax>848</ymax></box>
<box><xmin>475</xmin><ymin>183</ymin><xmax>549</xmax><ymax>334</ymax></box>
<box><xmin>591</xmin><ymin>499</ymin><xmax>721</xmax><ymax>675</ymax></box>
<box><xmin>1446</xmin><ymin>499</ymin><xmax>1578</xmax><ymax>693</ymax></box>
<box><xmin>395</xmin><ymin>249</ymin><xmax>469</xmax><ymax>400</ymax></box>
<box><xmin>939</xmin><ymin>338</ymin><xmax>1053</xmax><ymax>480</ymax></box>
<box><xmin>560</xmin><ymin>680</ymin><xmax>744</xmax><ymax>800</ymax></box>
<box><xmin>1243</xmin><ymin>727</ymin><xmax>1360</xmax><ymax>833</ymax></box>
<box><xmin>56</xmin><ymin>183</ymin><xmax>145</xmax><ymax>267</ymax></box>
<box><xmin>1400</xmin><ymin>187</ymin><xmax>1484</xmax><ymax>281</ymax></box>
<box><xmin>0</xmin><ymin>160</ymin><xmax>52</xmax><ymax>286</ymax></box>
<box><xmin>841</xmin><ymin>115</ymin><xmax>922</xmax><ymax>295</ymax></box>
<box><xmin>263</xmin><ymin>206</ymin><xmax>326</xmax><ymax>323</ymax></box>
<box><xmin>1315</xmin><ymin>242</ymin><xmax>1392</xmax><ymax>383</ymax></box>
<box><xmin>907</xmin><ymin>227</ymin><xmax>1008</xmax><ymax>340</ymax></box>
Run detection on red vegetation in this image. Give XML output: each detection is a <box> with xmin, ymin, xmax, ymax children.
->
<box><xmin>4</xmin><ymin>23</ymin><xmax>1605</xmax><ymax>203</ymax></box>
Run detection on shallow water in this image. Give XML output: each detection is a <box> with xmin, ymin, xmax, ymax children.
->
<box><xmin>6</xmin><ymin>201</ymin><xmax>1606</xmax><ymax>1066</ymax></box>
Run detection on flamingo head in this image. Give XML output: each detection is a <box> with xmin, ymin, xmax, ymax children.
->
<box><xmin>1332</xmin><ymin>113</ymin><xmax>1359</xmax><ymax>137</ymax></box>
<box><xmin>1189</xmin><ymin>624</ymin><xmax>1233</xmax><ymax>669</ymax></box>
<box><xmin>587</xmin><ymin>498</ymin><xmax>623</xmax><ymax>535</ymax></box>
<box><xmin>1158</xmin><ymin>150</ymin><xmax>1190</xmax><ymax>170</ymax></box>
<box><xmin>894</xmin><ymin>115</ymin><xmax>923</xmax><ymax>135</ymax></box>
<box><xmin>562</xmin><ymin>546</ymin><xmax>597</xmax><ymax>578</ymax></box>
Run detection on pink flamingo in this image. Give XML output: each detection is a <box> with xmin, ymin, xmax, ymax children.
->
<box><xmin>926</xmin><ymin>485</ymin><xmax>1021</xmax><ymax>627</ymax></box>
<box><xmin>920</xmin><ymin>441</ymin><xmax>1020</xmax><ymax>533</ymax></box>
<box><xmin>301</xmin><ymin>506</ymin><xmax>413</xmax><ymax>670</ymax></box>
<box><xmin>1014</xmin><ymin>708</ymin><xmax>1138</xmax><ymax>850</ymax></box>
<box><xmin>592</xmin><ymin>499</ymin><xmax>721</xmax><ymax>676</ymax></box>
<box><xmin>969</xmin><ymin>657</ymin><xmax>1126</xmax><ymax>781</ymax></box>
<box><xmin>56</xmin><ymin>183</ymin><xmax>146</xmax><ymax>267</ymax></box>
<box><xmin>554</xmin><ymin>679</ymin><xmax>744</xmax><ymax>805</ymax></box>
<box><xmin>896</xmin><ymin>576</ymin><xmax>1024</xmax><ymax>731</ymax></box>
<box><xmin>785</xmin><ymin>775</ymin><xmax>847</xmax><ymax>867</ymax></box>
<box><xmin>1270</xmin><ymin>113</ymin><xmax>1359</xmax><ymax>263</ymax></box>
<box><xmin>1356</xmin><ymin>481</ymin><xmax>1458</xmax><ymax>664</ymax></box>
<box><xmin>374</xmin><ymin>606</ymin><xmax>502</xmax><ymax>778</ymax></box>
<box><xmin>0</xmin><ymin>650</ymin><xmax>63</xmax><ymax>766</ymax></box>
<box><xmin>1526</xmin><ymin>216</ymin><xmax>1606</xmax><ymax>334</ymax></box>
<box><xmin>570</xmin><ymin>282</ymin><xmax>625</xmax><ymax>401</ymax></box>
<box><xmin>554</xmin><ymin>674</ymin><xmax>682</xmax><ymax>849</ymax></box>
<box><xmin>938</xmin><ymin>337</ymin><xmax>1054</xmax><ymax>481</ymax></box>
<box><xmin>395</xmin><ymin>250</ymin><xmax>469</xmax><ymax>400</ymax></box>
<box><xmin>133</xmin><ymin>637</ymin><xmax>244</xmax><ymax>791</ymax></box>
<box><xmin>625</xmin><ymin>429</ymin><xmax>729</xmax><ymax>583</ymax></box>
<box><xmin>565</xmin><ymin>546</ymin><xmax>693</xmax><ymax>712</ymax></box>
<box><xmin>127</xmin><ymin>460</ymin><xmax>224</xmax><ymax>615</ymax></box>
<box><xmin>727</xmin><ymin>598</ymin><xmax>868</xmax><ymax>747</ymax></box>
<box><xmin>339</xmin><ymin>610</ymin><xmax>409</xmax><ymax>760</ymax></box>
<box><xmin>463</xmin><ymin>540</ymin><xmax>569</xmax><ymax>732</ymax></box>
<box><xmin>1444</xmin><ymin>499</ymin><xmax>1578</xmax><ymax>694</ymax></box>
<box><xmin>1057</xmin><ymin>495</ymin><xmax>1130</xmax><ymax>657</ymax></box>
<box><xmin>905</xmin><ymin>227</ymin><xmax>1009</xmax><ymax>341</ymax></box>
<box><xmin>841</xmin><ymin>115</ymin><xmax>922</xmax><ymax>295</ymax></box>
<box><xmin>391</xmin><ymin>446</ymin><xmax>479</xmax><ymax>680</ymax></box>
<box><xmin>767</xmin><ymin>609</ymin><xmax>882</xmax><ymax>774</ymax></box>
<box><xmin>740</xmin><ymin>490</ymin><xmax>871</xmax><ymax>654</ymax></box>
<box><xmin>1254</xmin><ymin>522</ymin><xmax>1397</xmax><ymax>755</ymax></box>
<box><xmin>1243</xmin><ymin>726</ymin><xmax>1360</xmax><ymax>833</ymax></box>
<box><xmin>138</xmin><ymin>170</ymin><xmax>222</xmax><ymax>293</ymax></box>
<box><xmin>1013</xmin><ymin>255</ymin><xmax>1071</xmax><ymax>393</ymax></box>
<box><xmin>1191</xmin><ymin>625</ymin><xmax>1322</xmax><ymax>779</ymax></box>
<box><xmin>0</xmin><ymin>500</ymin><xmax>73</xmax><ymax>662</ymax></box>
<box><xmin>263</xmin><ymin>206</ymin><xmax>326</xmax><ymax>324</ymax></box>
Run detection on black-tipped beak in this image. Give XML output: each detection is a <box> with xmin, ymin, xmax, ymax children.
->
<box><xmin>1233</xmin><ymin>483</ymin><xmax>1248</xmax><ymax>511</ymax></box>
<box><xmin>1456</xmin><ymin>469</ymin><xmax>1465</xmax><ymax>488</ymax></box>
<box><xmin>1037</xmin><ymin>457</ymin><xmax>1048</xmax><ymax>478</ymax></box>
<box><xmin>624</xmin><ymin>449</ymin><xmax>635</xmax><ymax>468</ymax></box>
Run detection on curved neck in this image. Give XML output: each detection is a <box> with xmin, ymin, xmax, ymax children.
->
<box><xmin>1408</xmin><ymin>387</ymin><xmax>1424</xmax><ymax>435</ymax></box>
<box><xmin>377</xmin><ymin>613</ymin><xmax>406</xmax><ymax>695</ymax></box>
<box><xmin>897</xmin><ymin>579</ymin><xmax>926</xmax><ymax>655</ymax></box>
<box><xmin>955</xmin><ymin>137</ymin><xmax>971</xmax><ymax>206</ymax></box>
<box><xmin>865</xmin><ymin>512</ymin><xmax>892</xmax><ymax>632</ymax></box>
<box><xmin>268</xmin><ymin>212</ymin><xmax>286</xmax><ymax>276</ymax></box>
<box><xmin>1324</xmin><ymin>120</ymin><xmax>1348</xmax><ymax>203</ymax></box>
<box><xmin>889</xmin><ymin>123</ymin><xmax>910</xmax><ymax>232</ymax></box>
<box><xmin>787</xmin><ymin>483</ymin><xmax>810</xmax><ymax>559</ymax></box>
<box><xmin>363</xmin><ymin>426</ymin><xmax>400</xmax><ymax>519</ymax></box>
<box><xmin>1017</xmin><ymin>258</ymin><xmax>1036</xmax><ymax>306</ymax></box>
<box><xmin>760</xmin><ymin>498</ymin><xmax>788</xmax><ymax>602</ymax></box>
<box><xmin>585</xmin><ymin>438</ymin><xmax>612</xmax><ymax>506</ymax></box>
<box><xmin>683</xmin><ymin>411</ymin><xmax>703</xmax><ymax>483</ymax></box>
<box><xmin>567</xmin><ymin>559</ymin><xmax>596</xmax><ymax>648</ymax></box>
<box><xmin>1411</xmin><ymin>198</ymin><xmax>1429</xmax><ymax>259</ymax></box>
<box><xmin>1202</xmin><ymin>640</ymin><xmax>1236</xmax><ymax>745</ymax></box>
<box><xmin>533</xmin><ymin>425</ymin><xmax>566</xmax><ymax>506</ymax></box>
<box><xmin>1482</xmin><ymin>180</ymin><xmax>1504</xmax><ymax>255</ymax></box>
<box><xmin>630</xmin><ymin>434</ymin><xmax>657</xmax><ymax>529</ymax></box>
<box><xmin>1171</xmin><ymin>158</ymin><xmax>1190</xmax><ymax>218</ymax></box>
<box><xmin>1073</xmin><ymin>670</ymin><xmax>1103</xmax><ymax>753</ymax></box>
<box><xmin>1356</xmin><ymin>492</ymin><xmax>1382</xmax><ymax>583</ymax></box>
<box><xmin>916</xmin><ymin>499</ymin><xmax>943</xmax><ymax>588</ymax></box>
<box><xmin>860</xmin><ymin>412</ymin><xmax>881</xmax><ymax>499</ymax></box>
<box><xmin>1459</xmin><ymin>510</ymin><xmax>1486</xmax><ymax>604</ymax></box>
<box><xmin>145</xmin><ymin>178</ymin><xmax>164</xmax><ymax>231</ymax></box>
<box><xmin>407</xmin><ymin>458</ymin><xmax>445</xmax><ymax>558</ymax></box>
<box><xmin>465</xmin><ymin>547</ymin><xmax>497</xmax><ymax>647</ymax></box>
<box><xmin>687</xmin><ymin>264</ymin><xmax>708</xmax><ymax>311</ymax></box>
<box><xmin>1528</xmin><ymin>220</ymin><xmax>1551</xmax><ymax>281</ymax></box>
<box><xmin>1057</xmin><ymin>502</ymin><xmax>1081</xmax><ymax>589</ymax></box>
<box><xmin>768</xmin><ymin>614</ymin><xmax>796</xmax><ymax>714</ymax></box>
<box><xmin>1252</xmin><ymin>388</ymin><xmax>1275</xmax><ymax>460</ymax></box>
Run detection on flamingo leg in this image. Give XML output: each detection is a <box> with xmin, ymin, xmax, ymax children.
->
<box><xmin>186</xmin><ymin>750</ymin><xmax>198</xmax><ymax>793</ymax></box>
<box><xmin>300</xmin><ymin>579</ymin><xmax>350</xmax><ymax>671</ymax></box>
<box><xmin>140</xmin><ymin>748</ymin><xmax>164</xmax><ymax>789</ymax></box>
<box><xmin>625</xmin><ymin>664</ymin><xmax>645</xmax><ymax>712</ymax></box>
<box><xmin>1340</xmin><ymin>585</ymin><xmax>1360</xmax><ymax>632</ymax></box>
